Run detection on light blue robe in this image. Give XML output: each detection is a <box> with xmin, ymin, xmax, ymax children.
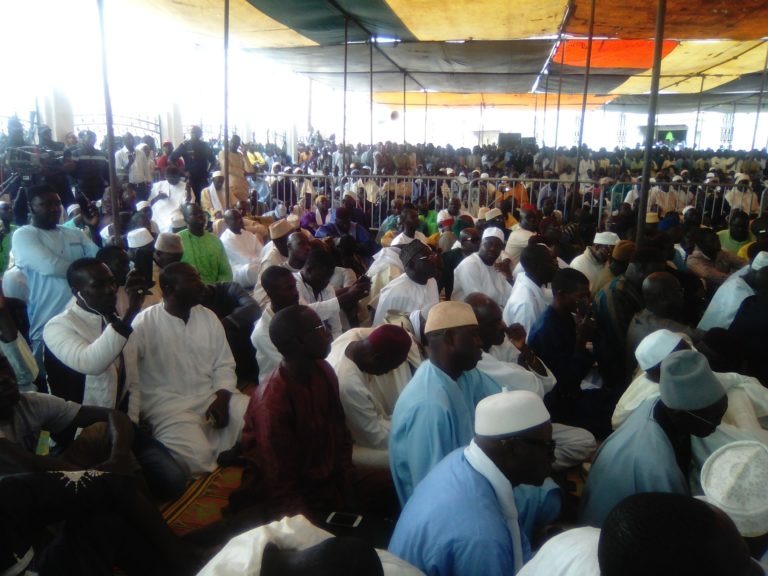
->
<box><xmin>580</xmin><ymin>397</ymin><xmax>688</xmax><ymax>527</ymax></box>
<box><xmin>390</xmin><ymin>449</ymin><xmax>560</xmax><ymax>576</ymax></box>
<box><xmin>389</xmin><ymin>360</ymin><xmax>501</xmax><ymax>504</ymax></box>
<box><xmin>13</xmin><ymin>225</ymin><xmax>98</xmax><ymax>353</ymax></box>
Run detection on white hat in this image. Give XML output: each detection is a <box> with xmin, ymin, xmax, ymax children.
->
<box><xmin>424</xmin><ymin>301</ymin><xmax>477</xmax><ymax>334</ymax></box>
<box><xmin>66</xmin><ymin>204</ymin><xmax>80</xmax><ymax>216</ymax></box>
<box><xmin>286</xmin><ymin>214</ymin><xmax>300</xmax><ymax>230</ymax></box>
<box><xmin>446</xmin><ymin>168</ymin><xmax>455</xmax><ymax>176</ymax></box>
<box><xmin>682</xmin><ymin>205</ymin><xmax>696</xmax><ymax>216</ymax></box>
<box><xmin>136</xmin><ymin>200</ymin><xmax>150</xmax><ymax>211</ymax></box>
<box><xmin>126</xmin><ymin>227</ymin><xmax>154</xmax><ymax>248</ymax></box>
<box><xmin>593</xmin><ymin>231</ymin><xmax>620</xmax><ymax>246</ymax></box>
<box><xmin>735</xmin><ymin>173</ymin><xmax>750</xmax><ymax>183</ymax></box>
<box><xmin>751</xmin><ymin>251</ymin><xmax>768</xmax><ymax>271</ymax></box>
<box><xmin>274</xmin><ymin>204</ymin><xmax>288</xmax><ymax>219</ymax></box>
<box><xmin>482</xmin><ymin>227</ymin><xmax>505</xmax><ymax>242</ymax></box>
<box><xmin>660</xmin><ymin>350</ymin><xmax>725</xmax><ymax>411</ymax></box>
<box><xmin>269</xmin><ymin>218</ymin><xmax>293</xmax><ymax>240</ymax></box>
<box><xmin>343</xmin><ymin>190</ymin><xmax>357</xmax><ymax>200</ymax></box>
<box><xmin>672</xmin><ymin>175</ymin><xmax>683</xmax><ymax>182</ymax></box>
<box><xmin>706</xmin><ymin>172</ymin><xmax>717</xmax><ymax>180</ymax></box>
<box><xmin>171</xmin><ymin>216</ymin><xmax>186</xmax><ymax>229</ymax></box>
<box><xmin>635</xmin><ymin>329</ymin><xmax>685</xmax><ymax>371</ymax></box>
<box><xmin>485</xmin><ymin>208</ymin><xmax>502</xmax><ymax>221</ymax></box>
<box><xmin>701</xmin><ymin>441</ymin><xmax>768</xmax><ymax>537</ymax></box>
<box><xmin>211</xmin><ymin>170</ymin><xmax>223</xmax><ymax>179</ymax></box>
<box><xmin>475</xmin><ymin>390</ymin><xmax>550</xmax><ymax>437</ymax></box>
<box><xmin>480</xmin><ymin>173</ymin><xmax>490</xmax><ymax>180</ymax></box>
<box><xmin>154</xmin><ymin>232</ymin><xmax>183</xmax><ymax>253</ymax></box>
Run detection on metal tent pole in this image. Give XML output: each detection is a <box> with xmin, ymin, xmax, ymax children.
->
<box><xmin>552</xmin><ymin>36</ymin><xmax>566</xmax><ymax>170</ymax></box>
<box><xmin>370</xmin><ymin>38</ymin><xmax>373</xmax><ymax>149</ymax></box>
<box><xmin>636</xmin><ymin>0</ymin><xmax>667</xmax><ymax>246</ymax></box>
<box><xmin>342</xmin><ymin>17</ymin><xmax>349</xmax><ymax>176</ymax></box>
<box><xmin>403</xmin><ymin>73</ymin><xmax>407</xmax><ymax>144</ymax></box>
<box><xmin>571</xmin><ymin>0</ymin><xmax>596</xmax><ymax>218</ymax></box>
<box><xmin>693</xmin><ymin>76</ymin><xmax>705</xmax><ymax>149</ymax></box>
<box><xmin>751</xmin><ymin>43</ymin><xmax>768</xmax><ymax>150</ymax></box>
<box><xmin>96</xmin><ymin>0</ymin><xmax>120</xmax><ymax>236</ymax></box>
<box><xmin>223</xmin><ymin>0</ymin><xmax>231</xmax><ymax>208</ymax></box>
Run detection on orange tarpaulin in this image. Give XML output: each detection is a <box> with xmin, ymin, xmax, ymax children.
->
<box><xmin>373</xmin><ymin>92</ymin><xmax>616</xmax><ymax>109</ymax></box>
<box><xmin>554</xmin><ymin>39</ymin><xmax>679</xmax><ymax>69</ymax></box>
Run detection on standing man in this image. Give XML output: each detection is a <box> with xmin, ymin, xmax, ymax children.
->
<box><xmin>170</xmin><ymin>126</ymin><xmax>216</xmax><ymax>204</ymax></box>
<box><xmin>115</xmin><ymin>133</ymin><xmax>153</xmax><ymax>200</ymax></box>
<box><xmin>71</xmin><ymin>130</ymin><xmax>110</xmax><ymax>202</ymax></box>
<box><xmin>200</xmin><ymin>171</ymin><xmax>231</xmax><ymax>222</ymax></box>
<box><xmin>14</xmin><ymin>185</ymin><xmax>98</xmax><ymax>367</ymax></box>
<box><xmin>0</xmin><ymin>202</ymin><xmax>18</xmax><ymax>276</ymax></box>
<box><xmin>218</xmin><ymin>134</ymin><xmax>254</xmax><ymax>203</ymax></box>
<box><xmin>179</xmin><ymin>203</ymin><xmax>233</xmax><ymax>283</ymax></box>
<box><xmin>132</xmin><ymin>262</ymin><xmax>249</xmax><ymax>476</ymax></box>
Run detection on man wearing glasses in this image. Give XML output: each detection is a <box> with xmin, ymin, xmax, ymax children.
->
<box><xmin>580</xmin><ymin>349</ymin><xmax>728</xmax><ymax>527</ymax></box>
<box><xmin>390</xmin><ymin>390</ymin><xmax>560</xmax><ymax>575</ymax></box>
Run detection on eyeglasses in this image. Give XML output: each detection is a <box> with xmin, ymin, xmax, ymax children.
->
<box><xmin>684</xmin><ymin>410</ymin><xmax>719</xmax><ymax>429</ymax></box>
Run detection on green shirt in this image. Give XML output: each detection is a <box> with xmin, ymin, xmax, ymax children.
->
<box><xmin>717</xmin><ymin>229</ymin><xmax>755</xmax><ymax>256</ymax></box>
<box><xmin>0</xmin><ymin>225</ymin><xmax>17</xmax><ymax>275</ymax></box>
<box><xmin>179</xmin><ymin>229</ymin><xmax>233</xmax><ymax>283</ymax></box>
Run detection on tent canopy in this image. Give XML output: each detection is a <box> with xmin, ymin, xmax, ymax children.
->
<box><xmin>138</xmin><ymin>0</ymin><xmax>768</xmax><ymax>111</ymax></box>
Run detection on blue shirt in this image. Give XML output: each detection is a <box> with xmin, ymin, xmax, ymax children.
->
<box><xmin>14</xmin><ymin>225</ymin><xmax>98</xmax><ymax>346</ymax></box>
<box><xmin>388</xmin><ymin>360</ymin><xmax>501</xmax><ymax>504</ymax></box>
<box><xmin>390</xmin><ymin>449</ymin><xmax>559</xmax><ymax>576</ymax></box>
<box><xmin>580</xmin><ymin>397</ymin><xmax>688</xmax><ymax>527</ymax></box>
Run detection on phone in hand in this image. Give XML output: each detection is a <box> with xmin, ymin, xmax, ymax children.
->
<box><xmin>325</xmin><ymin>512</ymin><xmax>363</xmax><ymax>528</ymax></box>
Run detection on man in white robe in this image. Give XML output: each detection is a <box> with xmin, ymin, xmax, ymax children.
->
<box><xmin>373</xmin><ymin>241</ymin><xmax>438</xmax><ymax>326</ymax></box>
<box><xmin>132</xmin><ymin>262</ymin><xmax>249</xmax><ymax>476</ymax></box>
<box><xmin>327</xmin><ymin>325</ymin><xmax>419</xmax><ymax>468</ymax></box>
<box><xmin>569</xmin><ymin>231</ymin><xmax>619</xmax><ymax>291</ymax></box>
<box><xmin>503</xmin><ymin>245</ymin><xmax>558</xmax><ymax>334</ymax></box>
<box><xmin>220</xmin><ymin>209</ymin><xmax>263</xmax><ymax>289</ymax></box>
<box><xmin>452</xmin><ymin>227</ymin><xmax>512</xmax><ymax>307</ymax></box>
<box><xmin>148</xmin><ymin>166</ymin><xmax>190</xmax><ymax>233</ymax></box>
<box><xmin>252</xmin><ymin>223</ymin><xmax>309</xmax><ymax>308</ymax></box>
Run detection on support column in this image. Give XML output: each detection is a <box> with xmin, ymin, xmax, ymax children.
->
<box><xmin>97</xmin><ymin>0</ymin><xmax>119</xmax><ymax>235</ymax></box>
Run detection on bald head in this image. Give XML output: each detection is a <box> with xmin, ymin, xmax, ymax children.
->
<box><xmin>642</xmin><ymin>271</ymin><xmax>684</xmax><ymax>317</ymax></box>
<box><xmin>465</xmin><ymin>292</ymin><xmax>505</xmax><ymax>350</ymax></box>
<box><xmin>269</xmin><ymin>305</ymin><xmax>331</xmax><ymax>361</ymax></box>
<box><xmin>261</xmin><ymin>537</ymin><xmax>383</xmax><ymax>576</ymax></box>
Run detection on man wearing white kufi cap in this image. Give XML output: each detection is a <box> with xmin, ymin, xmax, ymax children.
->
<box><xmin>698</xmin><ymin>250</ymin><xmax>768</xmax><ymax>330</ymax></box>
<box><xmin>451</xmin><ymin>227</ymin><xmax>513</xmax><ymax>307</ymax></box>
<box><xmin>581</xmin><ymin>349</ymin><xmax>728</xmax><ymax>527</ymax></box>
<box><xmin>569</xmin><ymin>231</ymin><xmax>619</xmax><ymax>291</ymax></box>
<box><xmin>725</xmin><ymin>173</ymin><xmax>760</xmax><ymax>216</ymax></box>
<box><xmin>389</xmin><ymin>301</ymin><xmax>501</xmax><ymax>504</ymax></box>
<box><xmin>390</xmin><ymin>390</ymin><xmax>560</xmax><ymax>575</ymax></box>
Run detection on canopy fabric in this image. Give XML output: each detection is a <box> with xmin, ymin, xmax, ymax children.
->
<box><xmin>136</xmin><ymin>0</ymin><xmax>768</xmax><ymax>111</ymax></box>
<box><xmin>372</xmin><ymin>93</ymin><xmax>615</xmax><ymax>109</ymax></box>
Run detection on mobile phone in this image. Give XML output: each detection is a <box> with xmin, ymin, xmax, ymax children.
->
<box><xmin>325</xmin><ymin>512</ymin><xmax>363</xmax><ymax>528</ymax></box>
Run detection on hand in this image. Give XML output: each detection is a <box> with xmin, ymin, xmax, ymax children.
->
<box><xmin>205</xmin><ymin>390</ymin><xmax>232</xmax><ymax>429</ymax></box>
<box><xmin>350</xmin><ymin>275</ymin><xmax>371</xmax><ymax>300</ymax></box>
<box><xmin>575</xmin><ymin>316</ymin><xmax>596</xmax><ymax>344</ymax></box>
<box><xmin>123</xmin><ymin>270</ymin><xmax>147</xmax><ymax>315</ymax></box>
<box><xmin>494</xmin><ymin>258</ymin><xmax>512</xmax><ymax>279</ymax></box>
<box><xmin>155</xmin><ymin>192</ymin><xmax>169</xmax><ymax>202</ymax></box>
<box><xmin>505</xmin><ymin>323</ymin><xmax>527</xmax><ymax>349</ymax></box>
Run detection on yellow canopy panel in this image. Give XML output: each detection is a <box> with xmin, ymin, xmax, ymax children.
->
<box><xmin>383</xmin><ymin>0</ymin><xmax>568</xmax><ymax>41</ymax></box>
<box><xmin>136</xmin><ymin>0</ymin><xmax>317</xmax><ymax>49</ymax></box>
<box><xmin>373</xmin><ymin>92</ymin><xmax>616</xmax><ymax>109</ymax></box>
<box><xmin>611</xmin><ymin>40</ymin><xmax>768</xmax><ymax>95</ymax></box>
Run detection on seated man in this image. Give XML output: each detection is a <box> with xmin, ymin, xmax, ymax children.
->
<box><xmin>238</xmin><ymin>305</ymin><xmax>354</xmax><ymax>522</ymax></box>
<box><xmin>326</xmin><ymin>324</ymin><xmax>416</xmax><ymax>467</ymax></box>
<box><xmin>686</xmin><ymin>227</ymin><xmax>746</xmax><ymax>293</ymax></box>
<box><xmin>295</xmin><ymin>249</ymin><xmax>354</xmax><ymax>339</ymax></box>
<box><xmin>148</xmin><ymin>165</ymin><xmax>189</xmax><ymax>233</ymax></box>
<box><xmin>391</xmin><ymin>206</ymin><xmax>428</xmax><ymax>246</ymax></box>
<box><xmin>569</xmin><ymin>231</ymin><xmax>620</xmax><ymax>291</ymax></box>
<box><xmin>251</xmin><ymin>266</ymin><xmax>300</xmax><ymax>384</ymax></box>
<box><xmin>373</xmin><ymin>241</ymin><xmax>439</xmax><ymax>327</ymax></box>
<box><xmin>717</xmin><ymin>209</ymin><xmax>755</xmax><ymax>256</ymax></box>
<box><xmin>179</xmin><ymin>203</ymin><xmax>233</xmax><ymax>283</ymax></box>
<box><xmin>220</xmin><ymin>208</ymin><xmax>263</xmax><ymax>289</ymax></box>
<box><xmin>580</xmin><ymin>350</ymin><xmax>728</xmax><ymax>527</ymax></box>
<box><xmin>467</xmin><ymin>293</ymin><xmax>596</xmax><ymax>471</ymax></box>
<box><xmin>43</xmin><ymin>258</ymin><xmax>187</xmax><ymax>499</ymax></box>
<box><xmin>503</xmin><ymin>204</ymin><xmax>539</xmax><ymax>268</ymax></box>
<box><xmin>389</xmin><ymin>391</ymin><xmax>561</xmax><ymax>575</ymax></box>
<box><xmin>389</xmin><ymin>301</ymin><xmax>501</xmax><ymax>504</ymax></box>
<box><xmin>132</xmin><ymin>262</ymin><xmax>250</xmax><ymax>476</ymax></box>
<box><xmin>142</xmin><ymin>232</ymin><xmax>184</xmax><ymax>309</ymax></box>
<box><xmin>440</xmin><ymin>227</ymin><xmax>480</xmax><ymax>300</ymax></box>
<box><xmin>599</xmin><ymin>493</ymin><xmax>757</xmax><ymax>576</ymax></box>
<box><xmin>452</xmin><ymin>227</ymin><xmax>512</xmax><ymax>307</ymax></box>
<box><xmin>253</xmin><ymin>224</ymin><xmax>309</xmax><ymax>308</ymax></box>
<box><xmin>503</xmin><ymin>244</ymin><xmax>558</xmax><ymax>334</ymax></box>
<box><xmin>315</xmin><ymin>206</ymin><xmax>376</xmax><ymax>259</ymax></box>
<box><xmin>698</xmin><ymin>250</ymin><xmax>768</xmax><ymax>330</ymax></box>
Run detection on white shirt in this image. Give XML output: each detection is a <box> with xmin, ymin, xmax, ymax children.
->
<box><xmin>197</xmin><ymin>515</ymin><xmax>423</xmax><ymax>576</ymax></box>
<box><xmin>392</xmin><ymin>231</ymin><xmax>428</xmax><ymax>246</ymax></box>
<box><xmin>488</xmin><ymin>340</ymin><xmax>557</xmax><ymax>395</ymax></box>
<box><xmin>697</xmin><ymin>273</ymin><xmax>755</xmax><ymax>330</ymax></box>
<box><xmin>518</xmin><ymin>527</ymin><xmax>600</xmax><ymax>576</ymax></box>
<box><xmin>251</xmin><ymin>306</ymin><xmax>280</xmax><ymax>384</ymax></box>
<box><xmin>132</xmin><ymin>303</ymin><xmax>237</xmax><ymax>422</ymax></box>
<box><xmin>149</xmin><ymin>180</ymin><xmax>188</xmax><ymax>232</ymax></box>
<box><xmin>452</xmin><ymin>252</ymin><xmax>512</xmax><ymax>308</ymax></box>
<box><xmin>373</xmin><ymin>274</ymin><xmax>439</xmax><ymax>326</ymax></box>
<box><xmin>116</xmin><ymin>144</ymin><xmax>153</xmax><ymax>184</ymax></box>
<box><xmin>251</xmin><ymin>245</ymin><xmax>290</xmax><ymax>308</ymax></box>
<box><xmin>220</xmin><ymin>228</ymin><xmax>263</xmax><ymax>288</ymax></box>
<box><xmin>294</xmin><ymin>272</ymin><xmax>343</xmax><ymax>339</ymax></box>
<box><xmin>502</xmin><ymin>272</ymin><xmax>548</xmax><ymax>335</ymax></box>
<box><xmin>476</xmin><ymin>351</ymin><xmax>547</xmax><ymax>397</ymax></box>
<box><xmin>43</xmin><ymin>302</ymin><xmax>139</xmax><ymax>423</ymax></box>
<box><xmin>569</xmin><ymin>248</ymin><xmax>605</xmax><ymax>290</ymax></box>
<box><xmin>724</xmin><ymin>187</ymin><xmax>760</xmax><ymax>214</ymax></box>
<box><xmin>327</xmin><ymin>328</ymin><xmax>417</xmax><ymax>452</ymax></box>
<box><xmin>504</xmin><ymin>229</ymin><xmax>535</xmax><ymax>268</ymax></box>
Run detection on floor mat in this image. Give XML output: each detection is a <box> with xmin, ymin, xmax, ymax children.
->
<box><xmin>161</xmin><ymin>467</ymin><xmax>243</xmax><ymax>535</ymax></box>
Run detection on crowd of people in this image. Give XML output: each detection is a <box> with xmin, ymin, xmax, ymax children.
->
<box><xmin>1</xmin><ymin>117</ymin><xmax>768</xmax><ymax>575</ymax></box>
